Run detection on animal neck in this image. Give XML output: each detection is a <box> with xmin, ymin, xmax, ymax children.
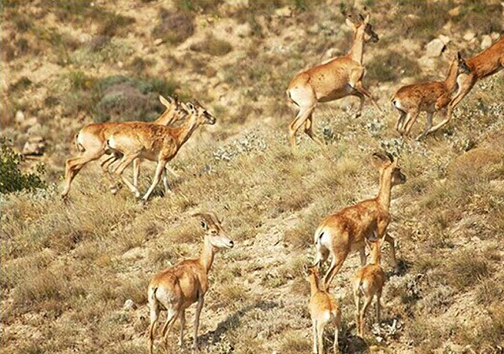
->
<box><xmin>199</xmin><ymin>236</ymin><xmax>215</xmax><ymax>274</ymax></box>
<box><xmin>370</xmin><ymin>244</ymin><xmax>381</xmax><ymax>265</ymax></box>
<box><xmin>444</xmin><ymin>60</ymin><xmax>459</xmax><ymax>92</ymax></box>
<box><xmin>347</xmin><ymin>31</ymin><xmax>365</xmax><ymax>63</ymax></box>
<box><xmin>308</xmin><ymin>272</ymin><xmax>322</xmax><ymax>295</ymax></box>
<box><xmin>173</xmin><ymin>114</ymin><xmax>199</xmax><ymax>147</ymax></box>
<box><xmin>153</xmin><ymin>105</ymin><xmax>176</xmax><ymax>125</ymax></box>
<box><xmin>377</xmin><ymin>169</ymin><xmax>392</xmax><ymax>210</ymax></box>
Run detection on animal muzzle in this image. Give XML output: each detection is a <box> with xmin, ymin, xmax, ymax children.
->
<box><xmin>371</xmin><ymin>33</ymin><xmax>379</xmax><ymax>42</ymax></box>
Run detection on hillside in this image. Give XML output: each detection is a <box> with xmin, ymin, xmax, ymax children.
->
<box><xmin>1</xmin><ymin>1</ymin><xmax>504</xmax><ymax>353</ymax></box>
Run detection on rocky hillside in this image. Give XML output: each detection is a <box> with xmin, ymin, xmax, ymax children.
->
<box><xmin>1</xmin><ymin>1</ymin><xmax>504</xmax><ymax>353</ymax></box>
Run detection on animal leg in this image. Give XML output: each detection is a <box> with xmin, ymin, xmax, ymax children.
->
<box><xmin>289</xmin><ymin>104</ymin><xmax>316</xmax><ymax>153</ymax></box>
<box><xmin>312</xmin><ymin>319</ymin><xmax>318</xmax><ymax>354</ymax></box>
<box><xmin>395</xmin><ymin>110</ymin><xmax>407</xmax><ymax>133</ymax></box>
<box><xmin>333</xmin><ymin>320</ymin><xmax>339</xmax><ymax>354</ymax></box>
<box><xmin>162</xmin><ymin>167</ymin><xmax>173</xmax><ymax>195</ymax></box>
<box><xmin>350</xmin><ymin>91</ymin><xmax>365</xmax><ymax>118</ymax></box>
<box><xmin>349</xmin><ymin>67</ymin><xmax>383</xmax><ymax>114</ymax></box>
<box><xmin>384</xmin><ymin>233</ymin><xmax>398</xmax><ymax>270</ymax></box>
<box><xmin>112</xmin><ymin>153</ymin><xmax>142</xmax><ymax>198</ymax></box>
<box><xmin>61</xmin><ymin>148</ymin><xmax>104</xmax><ymax>198</ymax></box>
<box><xmin>323</xmin><ymin>256</ymin><xmax>346</xmax><ymax>291</ymax></box>
<box><xmin>193</xmin><ymin>295</ymin><xmax>205</xmax><ymax>349</ymax></box>
<box><xmin>142</xmin><ymin>159</ymin><xmax>168</xmax><ymax>202</ymax></box>
<box><xmin>428</xmin><ymin>75</ymin><xmax>476</xmax><ymax>134</ymax></box>
<box><xmin>161</xmin><ymin>309</ymin><xmax>179</xmax><ymax>352</ymax></box>
<box><xmin>359</xmin><ymin>295</ymin><xmax>373</xmax><ymax>337</ymax></box>
<box><xmin>148</xmin><ymin>299</ymin><xmax>159</xmax><ymax>354</ymax></box>
<box><xmin>403</xmin><ymin>109</ymin><xmax>420</xmax><ymax>138</ymax></box>
<box><xmin>304</xmin><ymin>112</ymin><xmax>324</xmax><ymax>148</ymax></box>
<box><xmin>178</xmin><ymin>310</ymin><xmax>185</xmax><ymax>347</ymax></box>
<box><xmin>359</xmin><ymin>246</ymin><xmax>367</xmax><ymax>266</ymax></box>
<box><xmin>133</xmin><ymin>158</ymin><xmax>141</xmax><ymax>190</ymax></box>
<box><xmin>376</xmin><ymin>291</ymin><xmax>382</xmax><ymax>325</ymax></box>
<box><xmin>354</xmin><ymin>287</ymin><xmax>361</xmax><ymax>337</ymax></box>
<box><xmin>316</xmin><ymin>320</ymin><xmax>325</xmax><ymax>354</ymax></box>
<box><xmin>416</xmin><ymin>111</ymin><xmax>434</xmax><ymax>140</ymax></box>
<box><xmin>100</xmin><ymin>153</ymin><xmax>121</xmax><ymax>194</ymax></box>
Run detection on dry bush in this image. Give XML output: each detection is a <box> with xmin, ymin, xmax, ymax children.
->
<box><xmin>190</xmin><ymin>35</ymin><xmax>233</xmax><ymax>57</ymax></box>
<box><xmin>366</xmin><ymin>50</ymin><xmax>422</xmax><ymax>84</ymax></box>
<box><xmin>151</xmin><ymin>8</ymin><xmax>194</xmax><ymax>45</ymax></box>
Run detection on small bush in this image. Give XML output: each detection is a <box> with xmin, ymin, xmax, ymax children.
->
<box><xmin>0</xmin><ymin>139</ymin><xmax>46</xmax><ymax>194</ymax></box>
<box><xmin>152</xmin><ymin>8</ymin><xmax>194</xmax><ymax>45</ymax></box>
<box><xmin>366</xmin><ymin>50</ymin><xmax>421</xmax><ymax>84</ymax></box>
<box><xmin>190</xmin><ymin>35</ymin><xmax>233</xmax><ymax>56</ymax></box>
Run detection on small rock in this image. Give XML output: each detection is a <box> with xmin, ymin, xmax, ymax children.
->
<box><xmin>438</xmin><ymin>34</ymin><xmax>450</xmax><ymax>45</ymax></box>
<box><xmin>448</xmin><ymin>6</ymin><xmax>461</xmax><ymax>17</ymax></box>
<box><xmin>124</xmin><ymin>299</ymin><xmax>137</xmax><ymax>311</ymax></box>
<box><xmin>491</xmin><ymin>32</ymin><xmax>501</xmax><ymax>40</ymax></box>
<box><xmin>22</xmin><ymin>136</ymin><xmax>45</xmax><ymax>156</ymax></box>
<box><xmin>235</xmin><ymin>23</ymin><xmax>251</xmax><ymax>38</ymax></box>
<box><xmin>463</xmin><ymin>31</ymin><xmax>476</xmax><ymax>42</ymax></box>
<box><xmin>153</xmin><ymin>38</ymin><xmax>164</xmax><ymax>46</ymax></box>
<box><xmin>275</xmin><ymin>6</ymin><xmax>292</xmax><ymax>18</ymax></box>
<box><xmin>15</xmin><ymin>110</ymin><xmax>25</xmax><ymax>123</ymax></box>
<box><xmin>425</xmin><ymin>38</ymin><xmax>445</xmax><ymax>57</ymax></box>
<box><xmin>480</xmin><ymin>35</ymin><xmax>492</xmax><ymax>50</ymax></box>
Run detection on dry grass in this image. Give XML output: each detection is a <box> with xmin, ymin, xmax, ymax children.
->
<box><xmin>2</xmin><ymin>1</ymin><xmax>504</xmax><ymax>353</ymax></box>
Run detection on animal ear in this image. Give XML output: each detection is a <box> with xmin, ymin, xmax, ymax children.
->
<box><xmin>457</xmin><ymin>51</ymin><xmax>462</xmax><ymax>60</ymax></box>
<box><xmin>159</xmin><ymin>95</ymin><xmax>171</xmax><ymax>108</ymax></box>
<box><xmin>192</xmin><ymin>213</ymin><xmax>209</xmax><ymax>230</ymax></box>
<box><xmin>371</xmin><ymin>152</ymin><xmax>390</xmax><ymax>169</ymax></box>
<box><xmin>345</xmin><ymin>17</ymin><xmax>354</xmax><ymax>28</ymax></box>
<box><xmin>363</xmin><ymin>13</ymin><xmax>370</xmax><ymax>24</ymax></box>
<box><xmin>303</xmin><ymin>264</ymin><xmax>308</xmax><ymax>274</ymax></box>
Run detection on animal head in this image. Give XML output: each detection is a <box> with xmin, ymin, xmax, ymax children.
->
<box><xmin>371</xmin><ymin>152</ymin><xmax>407</xmax><ymax>186</ymax></box>
<box><xmin>193</xmin><ymin>212</ymin><xmax>234</xmax><ymax>250</ymax></box>
<box><xmin>183</xmin><ymin>101</ymin><xmax>216</xmax><ymax>126</ymax></box>
<box><xmin>303</xmin><ymin>264</ymin><xmax>320</xmax><ymax>279</ymax></box>
<box><xmin>346</xmin><ymin>13</ymin><xmax>379</xmax><ymax>43</ymax></box>
<box><xmin>457</xmin><ymin>52</ymin><xmax>471</xmax><ymax>75</ymax></box>
<box><xmin>365</xmin><ymin>233</ymin><xmax>385</xmax><ymax>263</ymax></box>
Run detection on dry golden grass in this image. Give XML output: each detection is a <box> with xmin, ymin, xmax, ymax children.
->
<box><xmin>2</xmin><ymin>1</ymin><xmax>504</xmax><ymax>353</ymax></box>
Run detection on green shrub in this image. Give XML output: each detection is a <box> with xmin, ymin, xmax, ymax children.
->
<box><xmin>0</xmin><ymin>139</ymin><xmax>46</xmax><ymax>194</ymax></box>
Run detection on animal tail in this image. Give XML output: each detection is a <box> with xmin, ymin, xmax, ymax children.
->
<box><xmin>314</xmin><ymin>226</ymin><xmax>325</xmax><ymax>245</ymax></box>
<box><xmin>75</xmin><ymin>132</ymin><xmax>85</xmax><ymax>153</ymax></box>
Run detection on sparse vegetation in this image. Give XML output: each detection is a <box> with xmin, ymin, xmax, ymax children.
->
<box><xmin>0</xmin><ymin>139</ymin><xmax>46</xmax><ymax>194</ymax></box>
<box><xmin>2</xmin><ymin>1</ymin><xmax>504</xmax><ymax>353</ymax></box>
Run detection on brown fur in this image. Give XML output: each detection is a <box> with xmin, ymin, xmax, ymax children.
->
<box><xmin>392</xmin><ymin>55</ymin><xmax>469</xmax><ymax>140</ymax></box>
<box><xmin>305</xmin><ymin>264</ymin><xmax>341</xmax><ymax>354</ymax></box>
<box><xmin>352</xmin><ymin>238</ymin><xmax>386</xmax><ymax>337</ymax></box>
<box><xmin>61</xmin><ymin>96</ymin><xmax>184</xmax><ymax>198</ymax></box>
<box><xmin>147</xmin><ymin>212</ymin><xmax>234</xmax><ymax>354</ymax></box>
<box><xmin>106</xmin><ymin>102</ymin><xmax>215</xmax><ymax>202</ymax></box>
<box><xmin>286</xmin><ymin>14</ymin><xmax>381</xmax><ymax>152</ymax></box>
<box><xmin>428</xmin><ymin>36</ymin><xmax>504</xmax><ymax>135</ymax></box>
<box><xmin>313</xmin><ymin>152</ymin><xmax>406</xmax><ymax>290</ymax></box>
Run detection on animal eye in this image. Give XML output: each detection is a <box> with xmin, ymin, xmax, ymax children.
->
<box><xmin>210</xmin><ymin>230</ymin><xmax>218</xmax><ymax>235</ymax></box>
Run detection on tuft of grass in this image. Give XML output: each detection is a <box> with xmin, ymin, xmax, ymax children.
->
<box><xmin>190</xmin><ymin>35</ymin><xmax>233</xmax><ymax>56</ymax></box>
<box><xmin>443</xmin><ymin>251</ymin><xmax>491</xmax><ymax>291</ymax></box>
<box><xmin>281</xmin><ymin>332</ymin><xmax>312</xmax><ymax>353</ymax></box>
